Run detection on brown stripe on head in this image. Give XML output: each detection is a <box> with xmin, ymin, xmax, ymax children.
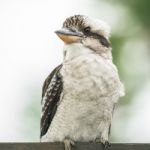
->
<box><xmin>63</xmin><ymin>15</ymin><xmax>86</xmax><ymax>31</ymax></box>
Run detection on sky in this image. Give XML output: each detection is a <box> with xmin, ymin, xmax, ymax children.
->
<box><xmin>0</xmin><ymin>0</ymin><xmax>150</xmax><ymax>142</ymax></box>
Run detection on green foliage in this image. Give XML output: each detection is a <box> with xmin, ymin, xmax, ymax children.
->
<box><xmin>108</xmin><ymin>0</ymin><xmax>150</xmax><ymax>31</ymax></box>
<box><xmin>111</xmin><ymin>35</ymin><xmax>126</xmax><ymax>71</ymax></box>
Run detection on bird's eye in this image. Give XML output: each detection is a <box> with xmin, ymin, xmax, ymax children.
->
<box><xmin>83</xmin><ymin>26</ymin><xmax>91</xmax><ymax>34</ymax></box>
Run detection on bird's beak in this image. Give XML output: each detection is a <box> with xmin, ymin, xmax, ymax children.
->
<box><xmin>55</xmin><ymin>29</ymin><xmax>83</xmax><ymax>44</ymax></box>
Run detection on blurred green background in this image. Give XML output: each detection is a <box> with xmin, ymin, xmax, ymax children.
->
<box><xmin>0</xmin><ymin>0</ymin><xmax>150</xmax><ymax>142</ymax></box>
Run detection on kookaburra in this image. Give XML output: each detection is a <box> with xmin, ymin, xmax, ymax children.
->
<box><xmin>40</xmin><ymin>15</ymin><xmax>124</xmax><ymax>150</ymax></box>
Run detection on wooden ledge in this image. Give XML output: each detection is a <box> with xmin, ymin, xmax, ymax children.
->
<box><xmin>0</xmin><ymin>142</ymin><xmax>150</xmax><ymax>150</ymax></box>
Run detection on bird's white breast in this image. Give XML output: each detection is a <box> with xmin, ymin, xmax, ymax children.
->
<box><xmin>41</xmin><ymin>44</ymin><xmax>124</xmax><ymax>142</ymax></box>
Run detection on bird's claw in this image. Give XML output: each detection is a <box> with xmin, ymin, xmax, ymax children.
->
<box><xmin>95</xmin><ymin>138</ymin><xmax>110</xmax><ymax>150</ymax></box>
<box><xmin>103</xmin><ymin>141</ymin><xmax>110</xmax><ymax>150</ymax></box>
<box><xmin>63</xmin><ymin>138</ymin><xmax>75</xmax><ymax>150</ymax></box>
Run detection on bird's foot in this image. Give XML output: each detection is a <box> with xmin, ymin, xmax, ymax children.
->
<box><xmin>95</xmin><ymin>138</ymin><xmax>110</xmax><ymax>150</ymax></box>
<box><xmin>103</xmin><ymin>141</ymin><xmax>110</xmax><ymax>150</ymax></box>
<box><xmin>63</xmin><ymin>138</ymin><xmax>75</xmax><ymax>150</ymax></box>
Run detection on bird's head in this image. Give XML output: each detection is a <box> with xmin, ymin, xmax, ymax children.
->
<box><xmin>55</xmin><ymin>15</ymin><xmax>112</xmax><ymax>59</ymax></box>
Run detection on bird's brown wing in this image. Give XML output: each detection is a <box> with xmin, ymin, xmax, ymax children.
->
<box><xmin>40</xmin><ymin>64</ymin><xmax>63</xmax><ymax>137</ymax></box>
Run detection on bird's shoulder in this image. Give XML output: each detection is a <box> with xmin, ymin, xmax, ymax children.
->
<box><xmin>42</xmin><ymin>64</ymin><xmax>62</xmax><ymax>98</ymax></box>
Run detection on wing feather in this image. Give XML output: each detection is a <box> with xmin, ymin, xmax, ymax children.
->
<box><xmin>40</xmin><ymin>64</ymin><xmax>63</xmax><ymax>137</ymax></box>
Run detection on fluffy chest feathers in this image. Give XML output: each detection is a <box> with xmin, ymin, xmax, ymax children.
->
<box><xmin>61</xmin><ymin>52</ymin><xmax>123</xmax><ymax>101</ymax></box>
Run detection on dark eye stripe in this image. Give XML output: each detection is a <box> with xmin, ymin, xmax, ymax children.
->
<box><xmin>99</xmin><ymin>35</ymin><xmax>110</xmax><ymax>48</ymax></box>
<box><xmin>86</xmin><ymin>32</ymin><xmax>110</xmax><ymax>48</ymax></box>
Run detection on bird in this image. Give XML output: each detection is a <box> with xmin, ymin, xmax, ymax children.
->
<box><xmin>40</xmin><ymin>15</ymin><xmax>125</xmax><ymax>150</ymax></box>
